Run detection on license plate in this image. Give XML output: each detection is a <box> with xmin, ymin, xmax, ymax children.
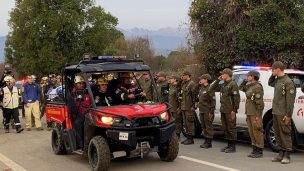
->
<box><xmin>119</xmin><ymin>132</ymin><xmax>129</xmax><ymax>141</ymax></box>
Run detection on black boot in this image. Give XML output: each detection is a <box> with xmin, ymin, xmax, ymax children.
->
<box><xmin>181</xmin><ymin>138</ymin><xmax>188</xmax><ymax>144</ymax></box>
<box><xmin>251</xmin><ymin>147</ymin><xmax>263</xmax><ymax>158</ymax></box>
<box><xmin>200</xmin><ymin>138</ymin><xmax>212</xmax><ymax>148</ymax></box>
<box><xmin>221</xmin><ymin>141</ymin><xmax>230</xmax><ymax>152</ymax></box>
<box><xmin>248</xmin><ymin>146</ymin><xmax>257</xmax><ymax>157</ymax></box>
<box><xmin>281</xmin><ymin>151</ymin><xmax>291</xmax><ymax>164</ymax></box>
<box><xmin>183</xmin><ymin>136</ymin><xmax>194</xmax><ymax>145</ymax></box>
<box><xmin>200</xmin><ymin>138</ymin><xmax>207</xmax><ymax>148</ymax></box>
<box><xmin>225</xmin><ymin>140</ymin><xmax>236</xmax><ymax>153</ymax></box>
<box><xmin>272</xmin><ymin>150</ymin><xmax>284</xmax><ymax>162</ymax></box>
<box><xmin>16</xmin><ymin>125</ymin><xmax>24</xmax><ymax>133</ymax></box>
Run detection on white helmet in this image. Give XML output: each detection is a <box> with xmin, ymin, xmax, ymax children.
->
<box><xmin>74</xmin><ymin>75</ymin><xmax>85</xmax><ymax>83</ymax></box>
<box><xmin>4</xmin><ymin>75</ymin><xmax>13</xmax><ymax>82</ymax></box>
<box><xmin>31</xmin><ymin>75</ymin><xmax>37</xmax><ymax>81</ymax></box>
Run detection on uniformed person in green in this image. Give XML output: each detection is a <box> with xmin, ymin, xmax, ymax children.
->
<box><xmin>168</xmin><ymin>75</ymin><xmax>182</xmax><ymax>138</ymax></box>
<box><xmin>156</xmin><ymin>71</ymin><xmax>169</xmax><ymax>102</ymax></box>
<box><xmin>180</xmin><ymin>71</ymin><xmax>198</xmax><ymax>145</ymax></box>
<box><xmin>239</xmin><ymin>70</ymin><xmax>264</xmax><ymax>158</ymax></box>
<box><xmin>269</xmin><ymin>61</ymin><xmax>296</xmax><ymax>164</ymax></box>
<box><xmin>139</xmin><ymin>72</ymin><xmax>153</xmax><ymax>101</ymax></box>
<box><xmin>209</xmin><ymin>68</ymin><xmax>240</xmax><ymax>153</ymax></box>
<box><xmin>197</xmin><ymin>74</ymin><xmax>215</xmax><ymax>148</ymax></box>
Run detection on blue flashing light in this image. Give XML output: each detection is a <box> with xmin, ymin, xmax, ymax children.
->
<box><xmin>94</xmin><ymin>56</ymin><xmax>127</xmax><ymax>60</ymax></box>
<box><xmin>97</xmin><ymin>56</ymin><xmax>113</xmax><ymax>59</ymax></box>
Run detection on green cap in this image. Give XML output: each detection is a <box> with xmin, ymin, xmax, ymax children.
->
<box><xmin>272</xmin><ymin>61</ymin><xmax>285</xmax><ymax>70</ymax></box>
<box><xmin>220</xmin><ymin>68</ymin><xmax>233</xmax><ymax>77</ymax></box>
<box><xmin>247</xmin><ymin>70</ymin><xmax>260</xmax><ymax>80</ymax></box>
<box><xmin>199</xmin><ymin>74</ymin><xmax>212</xmax><ymax>81</ymax></box>
<box><xmin>182</xmin><ymin>70</ymin><xmax>191</xmax><ymax>76</ymax></box>
<box><xmin>168</xmin><ymin>75</ymin><xmax>179</xmax><ymax>80</ymax></box>
<box><xmin>157</xmin><ymin>71</ymin><xmax>167</xmax><ymax>78</ymax></box>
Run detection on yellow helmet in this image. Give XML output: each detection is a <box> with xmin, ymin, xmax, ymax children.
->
<box><xmin>97</xmin><ymin>77</ymin><xmax>108</xmax><ymax>85</ymax></box>
<box><xmin>42</xmin><ymin>76</ymin><xmax>49</xmax><ymax>81</ymax></box>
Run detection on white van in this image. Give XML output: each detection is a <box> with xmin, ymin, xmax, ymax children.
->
<box><xmin>197</xmin><ymin>66</ymin><xmax>304</xmax><ymax>152</ymax></box>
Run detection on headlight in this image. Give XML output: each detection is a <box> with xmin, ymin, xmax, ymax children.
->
<box><xmin>160</xmin><ymin>112</ymin><xmax>169</xmax><ymax>121</ymax></box>
<box><xmin>101</xmin><ymin>116</ymin><xmax>113</xmax><ymax>125</ymax></box>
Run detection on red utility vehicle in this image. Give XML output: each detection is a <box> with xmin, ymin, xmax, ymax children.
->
<box><xmin>45</xmin><ymin>56</ymin><xmax>178</xmax><ymax>171</ymax></box>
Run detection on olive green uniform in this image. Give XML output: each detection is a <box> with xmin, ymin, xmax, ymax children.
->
<box><xmin>139</xmin><ymin>78</ymin><xmax>153</xmax><ymax>101</ymax></box>
<box><xmin>168</xmin><ymin>84</ymin><xmax>182</xmax><ymax>134</ymax></box>
<box><xmin>240</xmin><ymin>81</ymin><xmax>264</xmax><ymax>148</ymax></box>
<box><xmin>157</xmin><ymin>80</ymin><xmax>168</xmax><ymax>102</ymax></box>
<box><xmin>210</xmin><ymin>79</ymin><xmax>240</xmax><ymax>140</ymax></box>
<box><xmin>180</xmin><ymin>79</ymin><xmax>198</xmax><ymax>136</ymax></box>
<box><xmin>198</xmin><ymin>84</ymin><xmax>216</xmax><ymax>138</ymax></box>
<box><xmin>268</xmin><ymin>75</ymin><xmax>296</xmax><ymax>151</ymax></box>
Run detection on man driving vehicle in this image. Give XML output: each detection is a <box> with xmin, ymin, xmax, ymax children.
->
<box><xmin>93</xmin><ymin>77</ymin><xmax>114</xmax><ymax>106</ymax></box>
<box><xmin>115</xmin><ymin>72</ymin><xmax>146</xmax><ymax>104</ymax></box>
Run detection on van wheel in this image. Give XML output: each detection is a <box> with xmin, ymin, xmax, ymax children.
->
<box><xmin>158</xmin><ymin>131</ymin><xmax>179</xmax><ymax>162</ymax></box>
<box><xmin>265</xmin><ymin>119</ymin><xmax>280</xmax><ymax>152</ymax></box>
<box><xmin>88</xmin><ymin>136</ymin><xmax>110</xmax><ymax>171</ymax></box>
<box><xmin>52</xmin><ymin>128</ymin><xmax>67</xmax><ymax>155</ymax></box>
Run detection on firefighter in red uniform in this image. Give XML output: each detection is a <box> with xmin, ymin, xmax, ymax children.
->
<box><xmin>72</xmin><ymin>75</ymin><xmax>91</xmax><ymax>149</ymax></box>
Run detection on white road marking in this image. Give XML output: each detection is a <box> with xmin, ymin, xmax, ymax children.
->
<box><xmin>179</xmin><ymin>156</ymin><xmax>241</xmax><ymax>171</ymax></box>
<box><xmin>0</xmin><ymin>153</ymin><xmax>27</xmax><ymax>171</ymax></box>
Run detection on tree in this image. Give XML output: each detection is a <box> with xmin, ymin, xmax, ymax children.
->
<box><xmin>113</xmin><ymin>37</ymin><xmax>157</xmax><ymax>70</ymax></box>
<box><xmin>189</xmin><ymin>0</ymin><xmax>304</xmax><ymax>75</ymax></box>
<box><xmin>5</xmin><ymin>0</ymin><xmax>123</xmax><ymax>77</ymax></box>
<box><xmin>163</xmin><ymin>48</ymin><xmax>197</xmax><ymax>72</ymax></box>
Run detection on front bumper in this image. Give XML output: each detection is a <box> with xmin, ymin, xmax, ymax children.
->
<box><xmin>106</xmin><ymin>123</ymin><xmax>176</xmax><ymax>147</ymax></box>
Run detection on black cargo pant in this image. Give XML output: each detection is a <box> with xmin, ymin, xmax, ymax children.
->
<box><xmin>3</xmin><ymin>108</ymin><xmax>21</xmax><ymax>130</ymax></box>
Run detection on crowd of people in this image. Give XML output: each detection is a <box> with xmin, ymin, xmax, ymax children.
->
<box><xmin>0</xmin><ymin>74</ymin><xmax>63</xmax><ymax>133</ymax></box>
<box><xmin>1</xmin><ymin>60</ymin><xmax>304</xmax><ymax>165</ymax></box>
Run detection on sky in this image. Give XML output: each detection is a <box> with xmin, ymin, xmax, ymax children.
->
<box><xmin>0</xmin><ymin>0</ymin><xmax>191</xmax><ymax>36</ymax></box>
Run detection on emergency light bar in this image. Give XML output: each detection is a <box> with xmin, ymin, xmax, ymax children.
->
<box><xmin>93</xmin><ymin>56</ymin><xmax>127</xmax><ymax>60</ymax></box>
<box><xmin>233</xmin><ymin>65</ymin><xmax>271</xmax><ymax>70</ymax></box>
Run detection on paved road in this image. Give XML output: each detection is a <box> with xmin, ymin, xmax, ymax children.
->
<box><xmin>0</xmin><ymin>113</ymin><xmax>303</xmax><ymax>171</ymax></box>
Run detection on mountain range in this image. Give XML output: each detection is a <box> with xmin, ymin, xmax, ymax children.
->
<box><xmin>120</xmin><ymin>27</ymin><xmax>188</xmax><ymax>56</ymax></box>
<box><xmin>0</xmin><ymin>27</ymin><xmax>188</xmax><ymax>62</ymax></box>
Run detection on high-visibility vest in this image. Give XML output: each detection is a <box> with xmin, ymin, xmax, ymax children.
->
<box><xmin>3</xmin><ymin>86</ymin><xmax>19</xmax><ymax>109</ymax></box>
